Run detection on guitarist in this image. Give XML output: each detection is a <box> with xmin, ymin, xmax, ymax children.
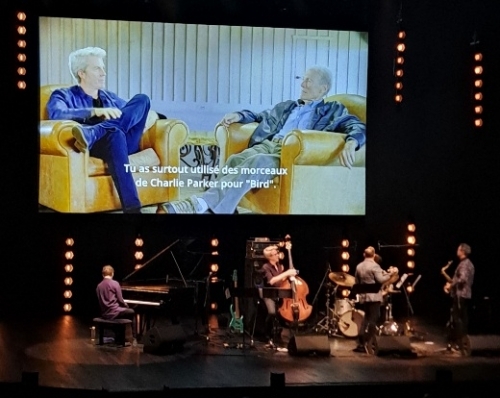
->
<box><xmin>445</xmin><ymin>243</ymin><xmax>475</xmax><ymax>355</ymax></box>
<box><xmin>261</xmin><ymin>245</ymin><xmax>297</xmax><ymax>344</ymax></box>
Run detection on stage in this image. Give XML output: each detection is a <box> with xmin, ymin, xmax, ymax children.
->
<box><xmin>1</xmin><ymin>313</ymin><xmax>499</xmax><ymax>397</ymax></box>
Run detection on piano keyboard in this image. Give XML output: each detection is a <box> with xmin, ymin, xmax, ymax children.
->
<box><xmin>124</xmin><ymin>299</ymin><xmax>162</xmax><ymax>307</ymax></box>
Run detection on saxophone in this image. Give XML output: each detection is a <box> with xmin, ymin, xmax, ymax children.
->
<box><xmin>441</xmin><ymin>261</ymin><xmax>453</xmax><ymax>294</ymax></box>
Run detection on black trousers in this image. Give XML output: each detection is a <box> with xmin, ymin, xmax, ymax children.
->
<box><xmin>449</xmin><ymin>297</ymin><xmax>470</xmax><ymax>345</ymax></box>
<box><xmin>116</xmin><ymin>308</ymin><xmax>137</xmax><ymax>339</ymax></box>
<box><xmin>358</xmin><ymin>301</ymin><xmax>381</xmax><ymax>346</ymax></box>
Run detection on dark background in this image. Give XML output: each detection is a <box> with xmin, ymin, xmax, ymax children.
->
<box><xmin>1</xmin><ymin>0</ymin><xmax>499</xmax><ymax>332</ymax></box>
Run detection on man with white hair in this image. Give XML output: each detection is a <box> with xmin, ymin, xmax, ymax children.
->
<box><xmin>161</xmin><ymin>66</ymin><xmax>366</xmax><ymax>214</ymax></box>
<box><xmin>47</xmin><ymin>47</ymin><xmax>152</xmax><ymax>213</ymax></box>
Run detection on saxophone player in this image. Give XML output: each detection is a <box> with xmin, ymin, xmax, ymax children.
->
<box><xmin>444</xmin><ymin>243</ymin><xmax>475</xmax><ymax>355</ymax></box>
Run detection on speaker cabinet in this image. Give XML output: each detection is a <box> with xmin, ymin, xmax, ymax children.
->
<box><xmin>468</xmin><ymin>335</ymin><xmax>500</xmax><ymax>355</ymax></box>
<box><xmin>374</xmin><ymin>335</ymin><xmax>415</xmax><ymax>357</ymax></box>
<box><xmin>288</xmin><ymin>334</ymin><xmax>331</xmax><ymax>356</ymax></box>
<box><xmin>143</xmin><ymin>325</ymin><xmax>186</xmax><ymax>355</ymax></box>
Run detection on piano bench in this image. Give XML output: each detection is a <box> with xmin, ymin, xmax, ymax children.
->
<box><xmin>93</xmin><ymin>318</ymin><xmax>132</xmax><ymax>347</ymax></box>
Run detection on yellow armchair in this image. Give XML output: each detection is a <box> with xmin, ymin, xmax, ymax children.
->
<box><xmin>39</xmin><ymin>85</ymin><xmax>189</xmax><ymax>213</ymax></box>
<box><xmin>213</xmin><ymin>94</ymin><xmax>366</xmax><ymax>214</ymax></box>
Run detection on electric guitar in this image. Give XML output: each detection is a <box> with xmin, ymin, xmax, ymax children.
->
<box><xmin>229</xmin><ymin>270</ymin><xmax>244</xmax><ymax>334</ymax></box>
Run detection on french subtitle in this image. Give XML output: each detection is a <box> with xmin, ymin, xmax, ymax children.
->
<box><xmin>124</xmin><ymin>163</ymin><xmax>287</xmax><ymax>176</ymax></box>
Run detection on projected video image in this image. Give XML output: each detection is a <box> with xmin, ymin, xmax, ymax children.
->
<box><xmin>39</xmin><ymin>17</ymin><xmax>367</xmax><ymax>214</ymax></box>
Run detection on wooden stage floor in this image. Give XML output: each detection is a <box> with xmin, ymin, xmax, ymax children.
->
<box><xmin>1</xmin><ymin>313</ymin><xmax>499</xmax><ymax>396</ymax></box>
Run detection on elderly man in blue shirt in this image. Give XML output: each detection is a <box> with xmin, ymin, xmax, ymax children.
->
<box><xmin>47</xmin><ymin>47</ymin><xmax>151</xmax><ymax>213</ymax></box>
<box><xmin>162</xmin><ymin>66</ymin><xmax>366</xmax><ymax>214</ymax></box>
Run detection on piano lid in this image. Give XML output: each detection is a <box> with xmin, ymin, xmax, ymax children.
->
<box><xmin>122</xmin><ymin>237</ymin><xmax>198</xmax><ymax>286</ymax></box>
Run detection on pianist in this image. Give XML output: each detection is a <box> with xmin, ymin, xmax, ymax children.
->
<box><xmin>261</xmin><ymin>245</ymin><xmax>297</xmax><ymax>343</ymax></box>
<box><xmin>96</xmin><ymin>265</ymin><xmax>137</xmax><ymax>346</ymax></box>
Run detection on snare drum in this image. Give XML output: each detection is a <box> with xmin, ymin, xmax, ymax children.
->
<box><xmin>334</xmin><ymin>298</ymin><xmax>354</xmax><ymax>315</ymax></box>
<box><xmin>338</xmin><ymin>310</ymin><xmax>365</xmax><ymax>338</ymax></box>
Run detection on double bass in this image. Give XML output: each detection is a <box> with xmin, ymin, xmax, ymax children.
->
<box><xmin>278</xmin><ymin>235</ymin><xmax>312</xmax><ymax>324</ymax></box>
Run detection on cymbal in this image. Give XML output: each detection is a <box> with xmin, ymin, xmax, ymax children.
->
<box><xmin>328</xmin><ymin>272</ymin><xmax>355</xmax><ymax>287</ymax></box>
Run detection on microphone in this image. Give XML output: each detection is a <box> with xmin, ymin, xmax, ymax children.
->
<box><xmin>377</xmin><ymin>241</ymin><xmax>381</xmax><ymax>251</ymax></box>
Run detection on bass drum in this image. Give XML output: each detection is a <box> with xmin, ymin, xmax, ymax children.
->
<box><xmin>338</xmin><ymin>310</ymin><xmax>365</xmax><ymax>338</ymax></box>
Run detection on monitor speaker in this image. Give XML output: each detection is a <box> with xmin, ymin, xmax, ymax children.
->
<box><xmin>143</xmin><ymin>325</ymin><xmax>186</xmax><ymax>355</ymax></box>
<box><xmin>374</xmin><ymin>335</ymin><xmax>415</xmax><ymax>357</ymax></box>
<box><xmin>288</xmin><ymin>334</ymin><xmax>331</xmax><ymax>356</ymax></box>
<box><xmin>468</xmin><ymin>335</ymin><xmax>500</xmax><ymax>356</ymax></box>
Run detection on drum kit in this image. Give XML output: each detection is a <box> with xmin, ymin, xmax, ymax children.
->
<box><xmin>314</xmin><ymin>272</ymin><xmax>364</xmax><ymax>338</ymax></box>
<box><xmin>315</xmin><ymin>270</ymin><xmax>404</xmax><ymax>338</ymax></box>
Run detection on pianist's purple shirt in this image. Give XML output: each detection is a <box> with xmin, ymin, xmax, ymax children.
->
<box><xmin>96</xmin><ymin>277</ymin><xmax>128</xmax><ymax>319</ymax></box>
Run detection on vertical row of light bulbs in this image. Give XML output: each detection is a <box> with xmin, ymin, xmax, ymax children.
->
<box><xmin>340</xmin><ymin>239</ymin><xmax>351</xmax><ymax>298</ymax></box>
<box><xmin>63</xmin><ymin>238</ymin><xmax>75</xmax><ymax>312</ymax></box>
<box><xmin>394</xmin><ymin>28</ymin><xmax>406</xmax><ymax>103</ymax></box>
<box><xmin>405</xmin><ymin>223</ymin><xmax>416</xmax><ymax>293</ymax></box>
<box><xmin>16</xmin><ymin>11</ymin><xmax>28</xmax><ymax>90</ymax></box>
<box><xmin>134</xmin><ymin>235</ymin><xmax>144</xmax><ymax>269</ymax></box>
<box><xmin>471</xmin><ymin>37</ymin><xmax>484</xmax><ymax>128</ymax></box>
<box><xmin>209</xmin><ymin>238</ymin><xmax>219</xmax><ymax>311</ymax></box>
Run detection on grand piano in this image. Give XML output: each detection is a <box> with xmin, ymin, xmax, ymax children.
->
<box><xmin>121</xmin><ymin>239</ymin><xmax>199</xmax><ymax>336</ymax></box>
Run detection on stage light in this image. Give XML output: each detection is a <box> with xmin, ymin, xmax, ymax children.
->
<box><xmin>341</xmin><ymin>239</ymin><xmax>349</xmax><ymax>248</ymax></box>
<box><xmin>395</xmin><ymin>69</ymin><xmax>404</xmax><ymax>77</ymax></box>
<box><xmin>474</xmin><ymin>66</ymin><xmax>483</xmax><ymax>75</ymax></box>
<box><xmin>474</xmin><ymin>79</ymin><xmax>483</xmax><ymax>88</ymax></box>
<box><xmin>474</xmin><ymin>105</ymin><xmax>483</xmax><ymax>114</ymax></box>
<box><xmin>406</xmin><ymin>285</ymin><xmax>414</xmax><ymax>293</ymax></box>
<box><xmin>65</xmin><ymin>238</ymin><xmax>74</xmax><ymax>246</ymax></box>
<box><xmin>210</xmin><ymin>263</ymin><xmax>219</xmax><ymax>273</ymax></box>
<box><xmin>65</xmin><ymin>251</ymin><xmax>74</xmax><ymax>260</ymax></box>
<box><xmin>278</xmin><ymin>252</ymin><xmax>285</xmax><ymax>260</ymax></box>
<box><xmin>341</xmin><ymin>251</ymin><xmax>350</xmax><ymax>261</ymax></box>
<box><xmin>17</xmin><ymin>12</ymin><xmax>26</xmax><ymax>21</ymax></box>
<box><xmin>210</xmin><ymin>276</ymin><xmax>219</xmax><ymax>283</ymax></box>
<box><xmin>135</xmin><ymin>237</ymin><xmax>144</xmax><ymax>247</ymax></box>
<box><xmin>474</xmin><ymin>52</ymin><xmax>483</xmax><ymax>61</ymax></box>
<box><xmin>278</xmin><ymin>241</ymin><xmax>285</xmax><ymax>248</ymax></box>
<box><xmin>63</xmin><ymin>304</ymin><xmax>72</xmax><ymax>312</ymax></box>
<box><xmin>17</xmin><ymin>81</ymin><xmax>26</xmax><ymax>90</ymax></box>
<box><xmin>474</xmin><ymin>119</ymin><xmax>483</xmax><ymax>127</ymax></box>
<box><xmin>396</xmin><ymin>43</ymin><xmax>405</xmax><ymax>52</ymax></box>
<box><xmin>407</xmin><ymin>248</ymin><xmax>415</xmax><ymax>257</ymax></box>
<box><xmin>64</xmin><ymin>277</ymin><xmax>73</xmax><ymax>286</ymax></box>
<box><xmin>64</xmin><ymin>264</ymin><xmax>73</xmax><ymax>273</ymax></box>
<box><xmin>210</xmin><ymin>302</ymin><xmax>218</xmax><ymax>310</ymax></box>
<box><xmin>407</xmin><ymin>260</ymin><xmax>415</xmax><ymax>269</ymax></box>
<box><xmin>63</xmin><ymin>290</ymin><xmax>72</xmax><ymax>299</ymax></box>
<box><xmin>474</xmin><ymin>93</ymin><xmax>483</xmax><ymax>100</ymax></box>
<box><xmin>395</xmin><ymin>94</ymin><xmax>403</xmax><ymax>103</ymax></box>
<box><xmin>17</xmin><ymin>40</ymin><xmax>26</xmax><ymax>48</ymax></box>
<box><xmin>210</xmin><ymin>238</ymin><xmax>219</xmax><ymax>247</ymax></box>
<box><xmin>17</xmin><ymin>26</ymin><xmax>26</xmax><ymax>35</ymax></box>
<box><xmin>395</xmin><ymin>82</ymin><xmax>403</xmax><ymax>90</ymax></box>
<box><xmin>134</xmin><ymin>251</ymin><xmax>144</xmax><ymax>260</ymax></box>
<box><xmin>17</xmin><ymin>67</ymin><xmax>26</xmax><ymax>76</ymax></box>
<box><xmin>396</xmin><ymin>56</ymin><xmax>404</xmax><ymax>65</ymax></box>
<box><xmin>407</xmin><ymin>236</ymin><xmax>416</xmax><ymax>245</ymax></box>
<box><xmin>211</xmin><ymin>251</ymin><xmax>219</xmax><ymax>256</ymax></box>
<box><xmin>134</xmin><ymin>264</ymin><xmax>142</xmax><ymax>270</ymax></box>
<box><xmin>342</xmin><ymin>289</ymin><xmax>350</xmax><ymax>298</ymax></box>
<box><xmin>398</xmin><ymin>30</ymin><xmax>406</xmax><ymax>39</ymax></box>
<box><xmin>341</xmin><ymin>264</ymin><xmax>350</xmax><ymax>273</ymax></box>
<box><xmin>17</xmin><ymin>54</ymin><xmax>26</xmax><ymax>62</ymax></box>
<box><xmin>407</xmin><ymin>224</ymin><xmax>416</xmax><ymax>232</ymax></box>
